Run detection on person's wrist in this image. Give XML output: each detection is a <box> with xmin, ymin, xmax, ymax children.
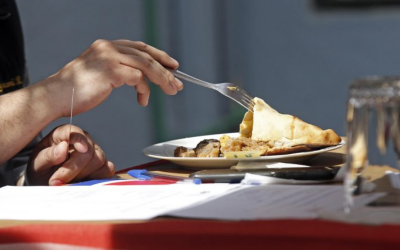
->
<box><xmin>19</xmin><ymin>78</ymin><xmax>61</xmax><ymax>126</ymax></box>
<box><xmin>39</xmin><ymin>72</ymin><xmax>72</xmax><ymax>119</ymax></box>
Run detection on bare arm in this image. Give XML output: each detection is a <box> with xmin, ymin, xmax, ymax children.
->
<box><xmin>0</xmin><ymin>81</ymin><xmax>59</xmax><ymax>164</ymax></box>
<box><xmin>0</xmin><ymin>39</ymin><xmax>182</xmax><ymax>166</ymax></box>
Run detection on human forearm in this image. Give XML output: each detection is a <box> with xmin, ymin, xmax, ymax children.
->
<box><xmin>0</xmin><ymin>80</ymin><xmax>60</xmax><ymax>164</ymax></box>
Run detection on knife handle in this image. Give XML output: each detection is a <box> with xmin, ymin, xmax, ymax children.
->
<box><xmin>189</xmin><ymin>167</ymin><xmax>339</xmax><ymax>183</ymax></box>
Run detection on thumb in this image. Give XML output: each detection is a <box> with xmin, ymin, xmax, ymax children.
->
<box><xmin>32</xmin><ymin>141</ymin><xmax>69</xmax><ymax>172</ymax></box>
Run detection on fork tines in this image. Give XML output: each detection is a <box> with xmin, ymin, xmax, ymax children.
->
<box><xmin>236</xmin><ymin>87</ymin><xmax>255</xmax><ymax>112</ymax></box>
<box><xmin>242</xmin><ymin>95</ymin><xmax>255</xmax><ymax>111</ymax></box>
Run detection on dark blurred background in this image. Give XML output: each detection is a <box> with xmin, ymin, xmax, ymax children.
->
<box><xmin>16</xmin><ymin>0</ymin><xmax>400</xmax><ymax>170</ymax></box>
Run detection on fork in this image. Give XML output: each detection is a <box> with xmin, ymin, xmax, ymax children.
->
<box><xmin>169</xmin><ymin>69</ymin><xmax>255</xmax><ymax>112</ymax></box>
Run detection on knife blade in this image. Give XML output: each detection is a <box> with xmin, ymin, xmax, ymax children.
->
<box><xmin>189</xmin><ymin>167</ymin><xmax>340</xmax><ymax>183</ymax></box>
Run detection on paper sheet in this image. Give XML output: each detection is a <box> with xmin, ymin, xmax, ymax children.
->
<box><xmin>169</xmin><ymin>185</ymin><xmax>383</xmax><ymax>220</ymax></box>
<box><xmin>0</xmin><ymin>184</ymin><xmax>245</xmax><ymax>221</ymax></box>
<box><xmin>0</xmin><ymin>184</ymin><xmax>383</xmax><ymax>221</ymax></box>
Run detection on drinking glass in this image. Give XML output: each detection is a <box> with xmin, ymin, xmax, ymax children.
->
<box><xmin>345</xmin><ymin>76</ymin><xmax>400</xmax><ymax>212</ymax></box>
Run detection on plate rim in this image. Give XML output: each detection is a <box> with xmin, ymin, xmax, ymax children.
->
<box><xmin>143</xmin><ymin>132</ymin><xmax>346</xmax><ymax>162</ymax></box>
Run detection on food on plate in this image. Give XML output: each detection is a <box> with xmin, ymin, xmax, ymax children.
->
<box><xmin>174</xmin><ymin>97</ymin><xmax>341</xmax><ymax>158</ymax></box>
<box><xmin>219</xmin><ymin>135</ymin><xmax>270</xmax><ymax>155</ymax></box>
<box><xmin>174</xmin><ymin>146</ymin><xmax>196</xmax><ymax>157</ymax></box>
<box><xmin>174</xmin><ymin>139</ymin><xmax>221</xmax><ymax>158</ymax></box>
<box><xmin>194</xmin><ymin>139</ymin><xmax>221</xmax><ymax>157</ymax></box>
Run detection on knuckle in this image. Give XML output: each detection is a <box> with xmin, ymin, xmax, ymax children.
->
<box><xmin>136</xmin><ymin>41</ymin><xmax>148</xmax><ymax>50</ymax></box>
<box><xmin>97</xmin><ymin>50</ymin><xmax>112</xmax><ymax>61</ymax></box>
<box><xmin>109</xmin><ymin>165</ymin><xmax>116</xmax><ymax>177</ymax></box>
<box><xmin>139</xmin><ymin>56</ymin><xmax>152</xmax><ymax>68</ymax></box>
<box><xmin>95</xmin><ymin>147</ymin><xmax>106</xmax><ymax>165</ymax></box>
<box><xmin>112</xmin><ymin>75</ymin><xmax>124</xmax><ymax>87</ymax></box>
<box><xmin>92</xmin><ymin>39</ymin><xmax>112</xmax><ymax>51</ymax></box>
<box><xmin>160</xmin><ymin>51</ymin><xmax>169</xmax><ymax>59</ymax></box>
<box><xmin>146</xmin><ymin>55</ymin><xmax>155</xmax><ymax>64</ymax></box>
<box><xmin>105</xmin><ymin>163</ymin><xmax>115</xmax><ymax>177</ymax></box>
<box><xmin>83</xmin><ymin>130</ymin><xmax>93</xmax><ymax>140</ymax></box>
<box><xmin>133</xmin><ymin>70</ymin><xmax>144</xmax><ymax>80</ymax></box>
<box><xmin>72</xmin><ymin>126</ymin><xmax>84</xmax><ymax>134</ymax></box>
<box><xmin>53</xmin><ymin>124</ymin><xmax>67</xmax><ymax>136</ymax></box>
<box><xmin>141</xmin><ymin>52</ymin><xmax>154</xmax><ymax>64</ymax></box>
<box><xmin>166</xmin><ymin>71</ymin><xmax>175</xmax><ymax>81</ymax></box>
<box><xmin>146</xmin><ymin>57</ymin><xmax>155</xmax><ymax>67</ymax></box>
<box><xmin>92</xmin><ymin>39</ymin><xmax>105</xmax><ymax>48</ymax></box>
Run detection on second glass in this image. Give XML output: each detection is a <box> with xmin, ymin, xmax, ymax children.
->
<box><xmin>346</xmin><ymin>76</ymin><xmax>400</xmax><ymax>211</ymax></box>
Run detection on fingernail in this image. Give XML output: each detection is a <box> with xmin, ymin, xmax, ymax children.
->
<box><xmin>74</xmin><ymin>137</ymin><xmax>88</xmax><ymax>153</ymax></box>
<box><xmin>174</xmin><ymin>78</ymin><xmax>184</xmax><ymax>90</ymax></box>
<box><xmin>170</xmin><ymin>57</ymin><xmax>179</xmax><ymax>65</ymax></box>
<box><xmin>50</xmin><ymin>179</ymin><xmax>64</xmax><ymax>186</ymax></box>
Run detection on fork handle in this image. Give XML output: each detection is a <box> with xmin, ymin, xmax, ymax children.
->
<box><xmin>168</xmin><ymin>69</ymin><xmax>217</xmax><ymax>90</ymax></box>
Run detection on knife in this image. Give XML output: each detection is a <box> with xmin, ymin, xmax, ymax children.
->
<box><xmin>189</xmin><ymin>166</ymin><xmax>340</xmax><ymax>183</ymax></box>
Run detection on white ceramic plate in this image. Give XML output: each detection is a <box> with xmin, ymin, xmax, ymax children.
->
<box><xmin>143</xmin><ymin>133</ymin><xmax>345</xmax><ymax>169</ymax></box>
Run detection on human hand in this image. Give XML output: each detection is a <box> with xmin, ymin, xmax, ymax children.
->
<box><xmin>26</xmin><ymin>125</ymin><xmax>115</xmax><ymax>186</ymax></box>
<box><xmin>44</xmin><ymin>39</ymin><xmax>183</xmax><ymax>118</ymax></box>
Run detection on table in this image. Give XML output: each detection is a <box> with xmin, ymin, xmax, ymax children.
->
<box><xmin>1</xmin><ymin>144</ymin><xmax>400</xmax><ymax>250</ymax></box>
<box><xmin>1</xmin><ymin>219</ymin><xmax>400</xmax><ymax>249</ymax></box>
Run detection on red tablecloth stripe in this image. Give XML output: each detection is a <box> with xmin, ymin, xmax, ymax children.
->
<box><xmin>1</xmin><ymin>219</ymin><xmax>399</xmax><ymax>250</ymax></box>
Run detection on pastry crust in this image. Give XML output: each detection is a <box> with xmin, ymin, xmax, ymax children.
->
<box><xmin>239</xmin><ymin>97</ymin><xmax>341</xmax><ymax>148</ymax></box>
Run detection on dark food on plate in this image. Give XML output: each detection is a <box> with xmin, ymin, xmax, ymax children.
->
<box><xmin>174</xmin><ymin>139</ymin><xmax>220</xmax><ymax>158</ymax></box>
<box><xmin>194</xmin><ymin>139</ymin><xmax>221</xmax><ymax>157</ymax></box>
<box><xmin>174</xmin><ymin>146</ymin><xmax>196</xmax><ymax>157</ymax></box>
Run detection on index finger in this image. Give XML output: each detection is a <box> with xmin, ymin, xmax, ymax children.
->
<box><xmin>52</xmin><ymin>125</ymin><xmax>89</xmax><ymax>153</ymax></box>
<box><xmin>49</xmin><ymin>147</ymin><xmax>93</xmax><ymax>185</ymax></box>
<box><xmin>112</xmin><ymin>40</ymin><xmax>179</xmax><ymax>69</ymax></box>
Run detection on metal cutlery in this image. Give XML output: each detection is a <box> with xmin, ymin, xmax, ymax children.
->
<box><xmin>169</xmin><ymin>69</ymin><xmax>255</xmax><ymax>112</ymax></box>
